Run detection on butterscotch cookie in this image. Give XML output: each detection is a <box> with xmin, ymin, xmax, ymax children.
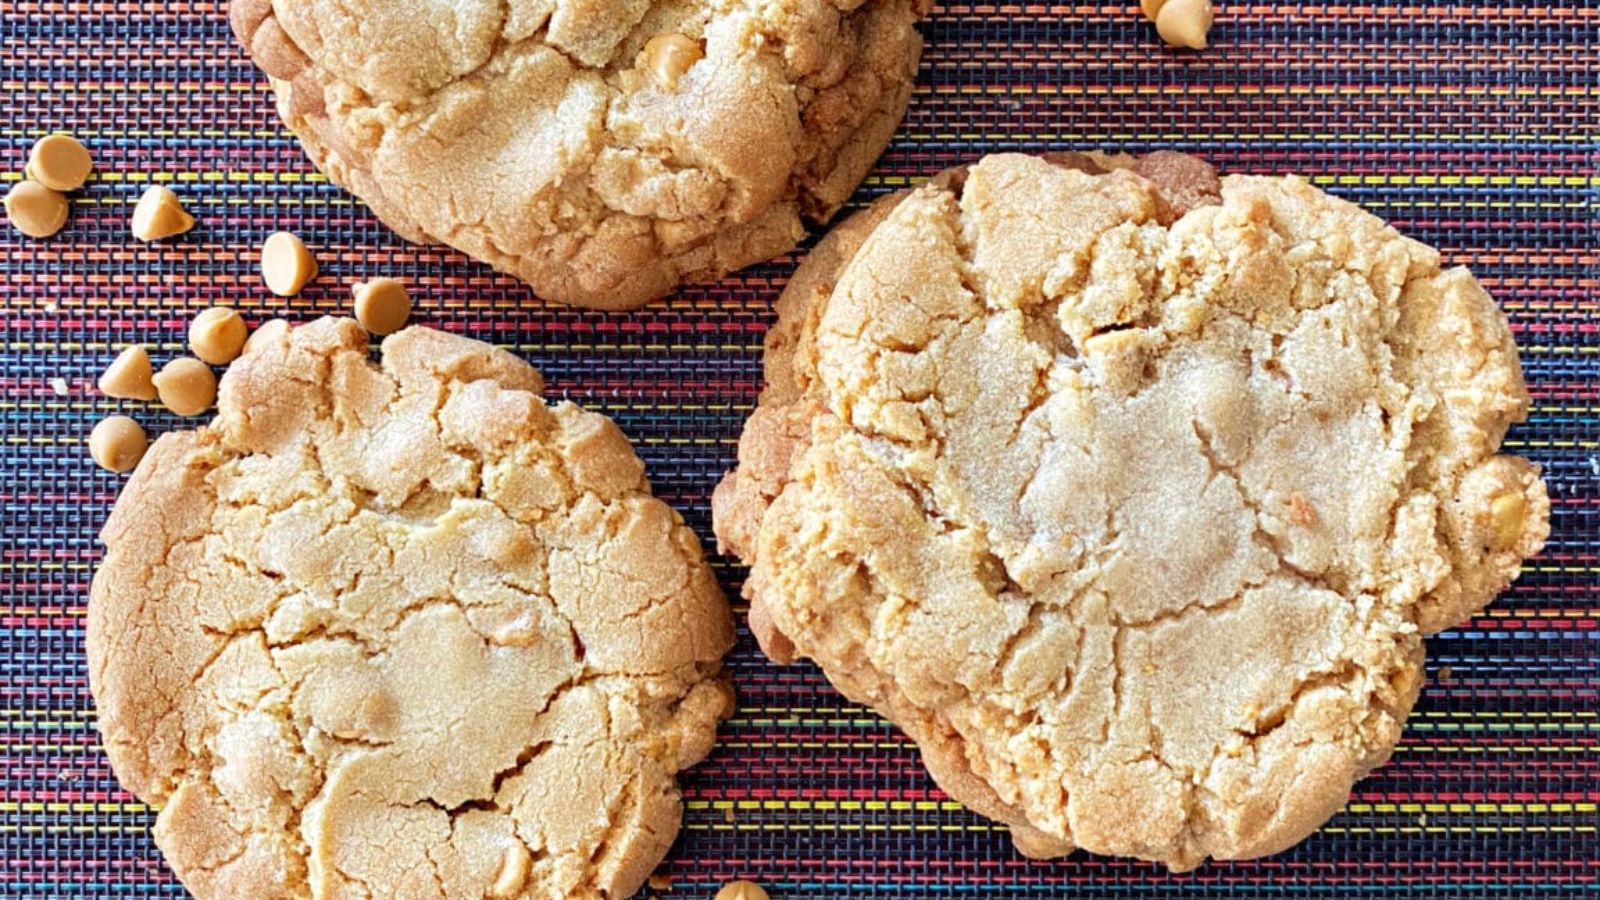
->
<box><xmin>713</xmin><ymin>152</ymin><xmax>1549</xmax><ymax>869</ymax></box>
<box><xmin>89</xmin><ymin>318</ymin><xmax>734</xmax><ymax>898</ymax></box>
<box><xmin>230</xmin><ymin>0</ymin><xmax>931</xmax><ymax>310</ymax></box>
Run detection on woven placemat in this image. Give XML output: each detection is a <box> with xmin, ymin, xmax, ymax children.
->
<box><xmin>2</xmin><ymin>1</ymin><xmax>1595</xmax><ymax>896</ymax></box>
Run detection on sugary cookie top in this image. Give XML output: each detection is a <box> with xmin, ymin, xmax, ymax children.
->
<box><xmin>231</xmin><ymin>0</ymin><xmax>930</xmax><ymax>309</ymax></box>
<box><xmin>89</xmin><ymin>318</ymin><xmax>733</xmax><ymax>899</ymax></box>
<box><xmin>714</xmin><ymin>152</ymin><xmax>1549</xmax><ymax>869</ymax></box>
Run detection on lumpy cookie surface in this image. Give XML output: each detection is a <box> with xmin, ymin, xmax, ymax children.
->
<box><xmin>89</xmin><ymin>318</ymin><xmax>734</xmax><ymax>898</ymax></box>
<box><xmin>230</xmin><ymin>0</ymin><xmax>929</xmax><ymax>310</ymax></box>
<box><xmin>713</xmin><ymin>152</ymin><xmax>1549</xmax><ymax>869</ymax></box>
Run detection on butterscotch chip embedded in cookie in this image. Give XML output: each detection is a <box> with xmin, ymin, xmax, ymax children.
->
<box><xmin>89</xmin><ymin>317</ymin><xmax>734</xmax><ymax>899</ymax></box>
<box><xmin>98</xmin><ymin>346</ymin><xmax>158</xmax><ymax>400</ymax></box>
<box><xmin>229</xmin><ymin>0</ymin><xmax>932</xmax><ymax>309</ymax></box>
<box><xmin>713</xmin><ymin>151</ymin><xmax>1549</xmax><ymax>870</ymax></box>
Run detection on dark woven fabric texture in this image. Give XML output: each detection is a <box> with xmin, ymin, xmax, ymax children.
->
<box><xmin>1</xmin><ymin>0</ymin><xmax>1596</xmax><ymax>896</ymax></box>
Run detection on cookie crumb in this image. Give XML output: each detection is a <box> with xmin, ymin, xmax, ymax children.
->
<box><xmin>28</xmin><ymin>134</ymin><xmax>93</xmax><ymax>192</ymax></box>
<box><xmin>1436</xmin><ymin>665</ymin><xmax>1453</xmax><ymax>682</ymax></box>
<box><xmin>98</xmin><ymin>346</ymin><xmax>158</xmax><ymax>401</ymax></box>
<box><xmin>1288</xmin><ymin>491</ymin><xmax>1317</xmax><ymax>526</ymax></box>
<box><xmin>646</xmin><ymin>873</ymin><xmax>673</xmax><ymax>891</ymax></box>
<box><xmin>152</xmin><ymin>357</ymin><xmax>217</xmax><ymax>416</ymax></box>
<box><xmin>5</xmin><ymin>181</ymin><xmax>69</xmax><ymax>238</ymax></box>
<box><xmin>1154</xmin><ymin>0</ymin><xmax>1213</xmax><ymax>49</ymax></box>
<box><xmin>353</xmin><ymin>277</ymin><xmax>411</xmax><ymax>334</ymax></box>
<box><xmin>50</xmin><ymin>377</ymin><xmax>69</xmax><ymax>396</ymax></box>
<box><xmin>189</xmin><ymin>307</ymin><xmax>250</xmax><ymax>365</ymax></box>
<box><xmin>131</xmin><ymin>185</ymin><xmax>195</xmax><ymax>241</ymax></box>
<box><xmin>715</xmin><ymin>880</ymin><xmax>770</xmax><ymax>900</ymax></box>
<box><xmin>89</xmin><ymin>415</ymin><xmax>147</xmax><ymax>473</ymax></box>
<box><xmin>261</xmin><ymin>231</ymin><xmax>318</xmax><ymax>296</ymax></box>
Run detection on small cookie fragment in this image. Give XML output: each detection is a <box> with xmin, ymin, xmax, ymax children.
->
<box><xmin>260</xmin><ymin>231</ymin><xmax>317</xmax><ymax>296</ymax></box>
<box><xmin>27</xmin><ymin>134</ymin><xmax>94</xmax><ymax>192</ymax></box>
<box><xmin>188</xmin><ymin>307</ymin><xmax>249</xmax><ymax>365</ymax></box>
<box><xmin>642</xmin><ymin>34</ymin><xmax>703</xmax><ymax>90</ymax></box>
<box><xmin>1155</xmin><ymin>0</ymin><xmax>1214</xmax><ymax>49</ymax></box>
<box><xmin>88</xmin><ymin>415</ymin><xmax>148</xmax><ymax>473</ymax></box>
<box><xmin>352</xmin><ymin>277</ymin><xmax>411</xmax><ymax>334</ymax></box>
<box><xmin>5</xmin><ymin>180</ymin><xmax>69</xmax><ymax>238</ymax></box>
<box><xmin>98</xmin><ymin>346</ymin><xmax>158</xmax><ymax>401</ymax></box>
<box><xmin>151</xmin><ymin>358</ymin><xmax>217</xmax><ymax>416</ymax></box>
<box><xmin>716</xmin><ymin>881</ymin><xmax>771</xmax><ymax>900</ymax></box>
<box><xmin>131</xmin><ymin>186</ymin><xmax>195</xmax><ymax>241</ymax></box>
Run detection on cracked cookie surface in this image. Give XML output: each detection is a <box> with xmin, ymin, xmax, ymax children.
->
<box><xmin>230</xmin><ymin>0</ymin><xmax>930</xmax><ymax>310</ymax></box>
<box><xmin>89</xmin><ymin>317</ymin><xmax>734</xmax><ymax>898</ymax></box>
<box><xmin>713</xmin><ymin>152</ymin><xmax>1549</xmax><ymax>869</ymax></box>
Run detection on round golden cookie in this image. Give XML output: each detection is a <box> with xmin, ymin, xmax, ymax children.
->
<box><xmin>713</xmin><ymin>152</ymin><xmax>1550</xmax><ymax>870</ymax></box>
<box><xmin>228</xmin><ymin>0</ymin><xmax>931</xmax><ymax>310</ymax></box>
<box><xmin>89</xmin><ymin>318</ymin><xmax>734</xmax><ymax>899</ymax></box>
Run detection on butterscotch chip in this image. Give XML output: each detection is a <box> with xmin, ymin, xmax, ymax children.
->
<box><xmin>88</xmin><ymin>318</ymin><xmax>734</xmax><ymax>900</ymax></box>
<box><xmin>713</xmin><ymin>152</ymin><xmax>1550</xmax><ymax>871</ymax></box>
<box><xmin>642</xmin><ymin>34</ymin><xmax>703</xmax><ymax>90</ymax></box>
<box><xmin>5</xmin><ymin>180</ymin><xmax>69</xmax><ymax>238</ymax></box>
<box><xmin>151</xmin><ymin>358</ymin><xmax>217</xmax><ymax>416</ymax></box>
<box><xmin>188</xmin><ymin>307</ymin><xmax>250</xmax><ymax>365</ymax></box>
<box><xmin>130</xmin><ymin>186</ymin><xmax>195</xmax><ymax>241</ymax></box>
<box><xmin>352</xmin><ymin>277</ymin><xmax>411</xmax><ymax>335</ymax></box>
<box><xmin>1156</xmin><ymin>0</ymin><xmax>1213</xmax><ymax>49</ymax></box>
<box><xmin>715</xmin><ymin>881</ymin><xmax>770</xmax><ymax>900</ymax></box>
<box><xmin>98</xmin><ymin>346</ymin><xmax>158</xmax><ymax>401</ymax></box>
<box><xmin>27</xmin><ymin>134</ymin><xmax>93</xmax><ymax>192</ymax></box>
<box><xmin>260</xmin><ymin>231</ymin><xmax>318</xmax><ymax>296</ymax></box>
<box><xmin>89</xmin><ymin>415</ymin><xmax>148</xmax><ymax>473</ymax></box>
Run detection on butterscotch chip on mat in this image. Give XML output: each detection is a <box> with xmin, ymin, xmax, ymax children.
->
<box><xmin>260</xmin><ymin>231</ymin><xmax>318</xmax><ymax>296</ymax></box>
<box><xmin>713</xmin><ymin>151</ymin><xmax>1550</xmax><ymax>871</ymax></box>
<box><xmin>1156</xmin><ymin>0</ymin><xmax>1213</xmax><ymax>49</ymax></box>
<box><xmin>715</xmin><ymin>880</ymin><xmax>770</xmax><ymax>900</ymax></box>
<box><xmin>28</xmin><ymin>133</ymin><xmax>94</xmax><ymax>192</ymax></box>
<box><xmin>89</xmin><ymin>415</ymin><xmax>148</xmax><ymax>473</ymax></box>
<box><xmin>130</xmin><ymin>185</ymin><xmax>195</xmax><ymax>241</ymax></box>
<box><xmin>88</xmin><ymin>317</ymin><xmax>734</xmax><ymax>900</ymax></box>
<box><xmin>229</xmin><ymin>0</ymin><xmax>932</xmax><ymax>310</ymax></box>
<box><xmin>5</xmin><ymin>180</ymin><xmax>69</xmax><ymax>238</ymax></box>
<box><xmin>188</xmin><ymin>307</ymin><xmax>250</xmax><ymax>365</ymax></box>
<box><xmin>352</xmin><ymin>277</ymin><xmax>411</xmax><ymax>335</ymax></box>
<box><xmin>152</xmin><ymin>358</ymin><xmax>217</xmax><ymax>416</ymax></box>
<box><xmin>98</xmin><ymin>346</ymin><xmax>158</xmax><ymax>401</ymax></box>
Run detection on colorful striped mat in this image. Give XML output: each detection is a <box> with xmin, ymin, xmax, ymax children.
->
<box><xmin>2</xmin><ymin>1</ymin><xmax>1596</xmax><ymax>896</ymax></box>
